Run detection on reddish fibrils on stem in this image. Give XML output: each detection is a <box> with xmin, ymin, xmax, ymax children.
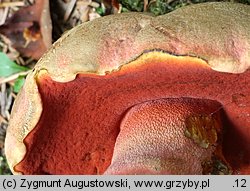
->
<box><xmin>105</xmin><ymin>98</ymin><xmax>224</xmax><ymax>175</ymax></box>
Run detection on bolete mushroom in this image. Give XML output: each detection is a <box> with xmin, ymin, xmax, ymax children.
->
<box><xmin>5</xmin><ymin>2</ymin><xmax>250</xmax><ymax>175</ymax></box>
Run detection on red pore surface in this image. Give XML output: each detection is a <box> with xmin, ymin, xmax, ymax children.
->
<box><xmin>15</xmin><ymin>55</ymin><xmax>250</xmax><ymax>174</ymax></box>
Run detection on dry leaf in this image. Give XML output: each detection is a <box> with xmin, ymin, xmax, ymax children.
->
<box><xmin>102</xmin><ymin>0</ymin><xmax>120</xmax><ymax>11</ymax></box>
<box><xmin>0</xmin><ymin>0</ymin><xmax>52</xmax><ymax>60</ymax></box>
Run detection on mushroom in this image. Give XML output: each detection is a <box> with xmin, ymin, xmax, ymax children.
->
<box><xmin>5</xmin><ymin>2</ymin><xmax>250</xmax><ymax>175</ymax></box>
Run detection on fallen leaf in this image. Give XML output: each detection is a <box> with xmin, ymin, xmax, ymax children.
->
<box><xmin>0</xmin><ymin>52</ymin><xmax>29</xmax><ymax>77</ymax></box>
<box><xmin>102</xmin><ymin>0</ymin><xmax>120</xmax><ymax>13</ymax></box>
<box><xmin>102</xmin><ymin>0</ymin><xmax>120</xmax><ymax>10</ymax></box>
<box><xmin>0</xmin><ymin>0</ymin><xmax>52</xmax><ymax>60</ymax></box>
<box><xmin>13</xmin><ymin>76</ymin><xmax>25</xmax><ymax>93</ymax></box>
<box><xmin>23</xmin><ymin>22</ymin><xmax>41</xmax><ymax>47</ymax></box>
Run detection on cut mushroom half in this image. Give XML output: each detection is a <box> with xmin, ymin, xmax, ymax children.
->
<box><xmin>5</xmin><ymin>2</ymin><xmax>250</xmax><ymax>175</ymax></box>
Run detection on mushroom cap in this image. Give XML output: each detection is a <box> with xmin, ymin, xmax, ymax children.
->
<box><xmin>34</xmin><ymin>1</ymin><xmax>250</xmax><ymax>82</ymax></box>
<box><xmin>5</xmin><ymin>2</ymin><xmax>250</xmax><ymax>174</ymax></box>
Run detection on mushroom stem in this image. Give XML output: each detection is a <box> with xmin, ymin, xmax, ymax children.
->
<box><xmin>105</xmin><ymin>98</ymin><xmax>225</xmax><ymax>175</ymax></box>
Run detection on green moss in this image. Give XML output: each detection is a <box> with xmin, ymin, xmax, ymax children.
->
<box><xmin>148</xmin><ymin>0</ymin><xmax>174</xmax><ymax>15</ymax></box>
<box><xmin>119</xmin><ymin>0</ymin><xmax>250</xmax><ymax>15</ymax></box>
<box><xmin>119</xmin><ymin>0</ymin><xmax>144</xmax><ymax>12</ymax></box>
<box><xmin>96</xmin><ymin>6</ymin><xmax>106</xmax><ymax>16</ymax></box>
<box><xmin>0</xmin><ymin>155</ymin><xmax>12</xmax><ymax>175</ymax></box>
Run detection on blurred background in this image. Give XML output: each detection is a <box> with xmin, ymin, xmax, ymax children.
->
<box><xmin>0</xmin><ymin>0</ymin><xmax>249</xmax><ymax>175</ymax></box>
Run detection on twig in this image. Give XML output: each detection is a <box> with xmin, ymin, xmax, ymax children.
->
<box><xmin>0</xmin><ymin>70</ymin><xmax>31</xmax><ymax>84</ymax></box>
<box><xmin>11</xmin><ymin>92</ymin><xmax>17</xmax><ymax>99</ymax></box>
<box><xmin>144</xmin><ymin>0</ymin><xmax>148</xmax><ymax>11</ymax></box>
<box><xmin>77</xmin><ymin>1</ymin><xmax>99</xmax><ymax>8</ymax></box>
<box><xmin>64</xmin><ymin>0</ymin><xmax>77</xmax><ymax>21</ymax></box>
<box><xmin>16</xmin><ymin>56</ymin><xmax>26</xmax><ymax>66</ymax></box>
<box><xmin>0</xmin><ymin>7</ymin><xmax>9</xmax><ymax>25</ymax></box>
<box><xmin>0</xmin><ymin>83</ymin><xmax>6</xmax><ymax>118</ymax></box>
<box><xmin>5</xmin><ymin>91</ymin><xmax>13</xmax><ymax>119</ymax></box>
<box><xmin>0</xmin><ymin>114</ymin><xmax>7</xmax><ymax>124</ymax></box>
<box><xmin>118</xmin><ymin>3</ymin><xmax>122</xmax><ymax>13</ymax></box>
<box><xmin>25</xmin><ymin>57</ymin><xmax>35</xmax><ymax>65</ymax></box>
<box><xmin>0</xmin><ymin>115</ymin><xmax>8</xmax><ymax>124</ymax></box>
<box><xmin>0</xmin><ymin>41</ymin><xmax>8</xmax><ymax>53</ymax></box>
<box><xmin>0</xmin><ymin>1</ymin><xmax>25</xmax><ymax>8</ymax></box>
